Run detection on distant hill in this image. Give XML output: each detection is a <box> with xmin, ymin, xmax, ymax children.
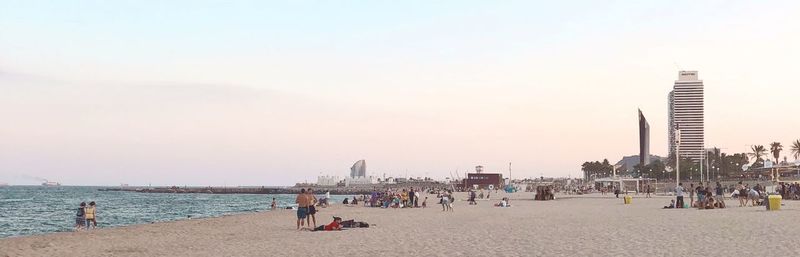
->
<box><xmin>614</xmin><ymin>155</ymin><xmax>665</xmax><ymax>174</ymax></box>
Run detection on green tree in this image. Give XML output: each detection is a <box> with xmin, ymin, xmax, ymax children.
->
<box><xmin>791</xmin><ymin>139</ymin><xmax>800</xmax><ymax>160</ymax></box>
<box><xmin>770</xmin><ymin>142</ymin><xmax>783</xmax><ymax>164</ymax></box>
<box><xmin>666</xmin><ymin>152</ymin><xmax>696</xmax><ymax>180</ymax></box>
<box><xmin>748</xmin><ymin>145</ymin><xmax>767</xmax><ymax>163</ymax></box>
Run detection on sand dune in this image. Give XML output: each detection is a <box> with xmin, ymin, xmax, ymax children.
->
<box><xmin>2</xmin><ymin>192</ymin><xmax>799</xmax><ymax>257</ymax></box>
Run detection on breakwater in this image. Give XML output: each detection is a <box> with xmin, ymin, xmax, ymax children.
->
<box><xmin>100</xmin><ymin>186</ymin><xmax>378</xmax><ymax>195</ymax></box>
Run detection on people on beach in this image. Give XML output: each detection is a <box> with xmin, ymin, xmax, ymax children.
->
<box><xmin>271</xmin><ymin>198</ymin><xmax>277</xmax><ymax>210</ymax></box>
<box><xmin>694</xmin><ymin>184</ymin><xmax>705</xmax><ymax>208</ymax></box>
<box><xmin>412</xmin><ymin>188</ymin><xmax>422</xmax><ymax>208</ymax></box>
<box><xmin>644</xmin><ymin>183</ymin><xmax>651</xmax><ymax>198</ymax></box>
<box><xmin>422</xmin><ymin>197</ymin><xmax>427</xmax><ymax>208</ymax></box>
<box><xmin>448</xmin><ymin>191</ymin><xmax>455</xmax><ymax>211</ymax></box>
<box><xmin>663</xmin><ymin>199</ymin><xmax>675</xmax><ymax>209</ymax></box>
<box><xmin>312</xmin><ymin>216</ymin><xmax>342</xmax><ymax>231</ymax></box>
<box><xmin>408</xmin><ymin>188</ymin><xmax>415</xmax><ymax>207</ymax></box>
<box><xmin>468</xmin><ymin>189</ymin><xmax>477</xmax><ymax>205</ymax></box>
<box><xmin>675</xmin><ymin>183</ymin><xmax>685</xmax><ymax>208</ymax></box>
<box><xmin>307</xmin><ymin>188</ymin><xmax>318</xmax><ymax>228</ymax></box>
<box><xmin>715</xmin><ymin>182</ymin><xmax>725</xmax><ymax>202</ymax></box>
<box><xmin>688</xmin><ymin>183</ymin><xmax>695</xmax><ymax>207</ymax></box>
<box><xmin>75</xmin><ymin>202</ymin><xmax>86</xmax><ymax>231</ymax></box>
<box><xmin>85</xmin><ymin>202</ymin><xmax>97</xmax><ymax>229</ymax></box>
<box><xmin>441</xmin><ymin>191</ymin><xmax>451</xmax><ymax>211</ymax></box>
<box><xmin>401</xmin><ymin>189</ymin><xmax>409</xmax><ymax>207</ymax></box>
<box><xmin>737</xmin><ymin>182</ymin><xmax>747</xmax><ymax>207</ymax></box>
<box><xmin>494</xmin><ymin>197</ymin><xmax>510</xmax><ymax>207</ymax></box>
<box><xmin>295</xmin><ymin>189</ymin><xmax>310</xmax><ymax>230</ymax></box>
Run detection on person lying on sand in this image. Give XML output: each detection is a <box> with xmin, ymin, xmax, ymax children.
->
<box><xmin>311</xmin><ymin>217</ymin><xmax>342</xmax><ymax>231</ymax></box>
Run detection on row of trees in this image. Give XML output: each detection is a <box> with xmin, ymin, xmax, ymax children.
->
<box><xmin>580</xmin><ymin>159</ymin><xmax>614</xmax><ymax>179</ymax></box>
<box><xmin>748</xmin><ymin>140</ymin><xmax>800</xmax><ymax>168</ymax></box>
<box><xmin>581</xmin><ymin>139</ymin><xmax>800</xmax><ymax>180</ymax></box>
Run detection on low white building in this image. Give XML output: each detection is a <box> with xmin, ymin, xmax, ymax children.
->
<box><xmin>345</xmin><ymin>176</ymin><xmax>378</xmax><ymax>187</ymax></box>
<box><xmin>317</xmin><ymin>175</ymin><xmax>340</xmax><ymax>186</ymax></box>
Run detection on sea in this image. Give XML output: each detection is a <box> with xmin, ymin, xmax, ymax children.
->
<box><xmin>0</xmin><ymin>186</ymin><xmax>346</xmax><ymax>238</ymax></box>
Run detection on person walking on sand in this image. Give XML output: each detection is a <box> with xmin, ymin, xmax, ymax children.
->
<box><xmin>441</xmin><ymin>191</ymin><xmax>450</xmax><ymax>211</ymax></box>
<box><xmin>307</xmin><ymin>188</ymin><xmax>318</xmax><ymax>228</ymax></box>
<box><xmin>675</xmin><ymin>183</ymin><xmax>685</xmax><ymax>208</ymax></box>
<box><xmin>645</xmin><ymin>183</ymin><xmax>651</xmax><ymax>198</ymax></box>
<box><xmin>295</xmin><ymin>189</ymin><xmax>310</xmax><ymax>230</ymax></box>
<box><xmin>448</xmin><ymin>191</ymin><xmax>455</xmax><ymax>212</ymax></box>
<box><xmin>468</xmin><ymin>189</ymin><xmax>475</xmax><ymax>205</ymax></box>
<box><xmin>688</xmin><ymin>183</ymin><xmax>695</xmax><ymax>207</ymax></box>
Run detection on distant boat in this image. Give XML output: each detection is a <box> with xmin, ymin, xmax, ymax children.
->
<box><xmin>41</xmin><ymin>181</ymin><xmax>61</xmax><ymax>186</ymax></box>
<box><xmin>120</xmin><ymin>183</ymin><xmax>130</xmax><ymax>187</ymax></box>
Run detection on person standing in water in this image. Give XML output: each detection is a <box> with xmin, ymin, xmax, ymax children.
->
<box><xmin>75</xmin><ymin>202</ymin><xmax>86</xmax><ymax>231</ymax></box>
<box><xmin>85</xmin><ymin>202</ymin><xmax>97</xmax><ymax>229</ymax></box>
<box><xmin>271</xmin><ymin>198</ymin><xmax>277</xmax><ymax>210</ymax></box>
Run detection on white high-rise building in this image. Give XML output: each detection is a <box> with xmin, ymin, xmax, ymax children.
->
<box><xmin>668</xmin><ymin>71</ymin><xmax>704</xmax><ymax>161</ymax></box>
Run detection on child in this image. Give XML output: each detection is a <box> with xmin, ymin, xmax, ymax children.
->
<box><xmin>271</xmin><ymin>198</ymin><xmax>277</xmax><ymax>210</ymax></box>
<box><xmin>75</xmin><ymin>202</ymin><xmax>86</xmax><ymax>231</ymax></box>
<box><xmin>663</xmin><ymin>200</ymin><xmax>675</xmax><ymax>209</ymax></box>
<box><xmin>85</xmin><ymin>202</ymin><xmax>97</xmax><ymax>229</ymax></box>
<box><xmin>421</xmin><ymin>197</ymin><xmax>427</xmax><ymax>208</ymax></box>
<box><xmin>313</xmin><ymin>216</ymin><xmax>342</xmax><ymax>231</ymax></box>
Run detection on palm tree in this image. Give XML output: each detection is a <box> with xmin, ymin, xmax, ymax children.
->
<box><xmin>748</xmin><ymin>145</ymin><xmax>767</xmax><ymax>162</ymax></box>
<box><xmin>792</xmin><ymin>139</ymin><xmax>800</xmax><ymax>160</ymax></box>
<box><xmin>770</xmin><ymin>142</ymin><xmax>783</xmax><ymax>164</ymax></box>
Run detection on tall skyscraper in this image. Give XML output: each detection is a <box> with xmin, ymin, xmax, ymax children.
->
<box><xmin>668</xmin><ymin>71</ymin><xmax>704</xmax><ymax>161</ymax></box>
<box><xmin>350</xmin><ymin>159</ymin><xmax>366</xmax><ymax>178</ymax></box>
<box><xmin>638</xmin><ymin>109</ymin><xmax>650</xmax><ymax>167</ymax></box>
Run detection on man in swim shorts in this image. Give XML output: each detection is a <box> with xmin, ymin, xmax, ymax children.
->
<box><xmin>296</xmin><ymin>188</ymin><xmax>310</xmax><ymax>230</ymax></box>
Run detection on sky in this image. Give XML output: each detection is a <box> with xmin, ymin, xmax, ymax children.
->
<box><xmin>1</xmin><ymin>0</ymin><xmax>799</xmax><ymax>186</ymax></box>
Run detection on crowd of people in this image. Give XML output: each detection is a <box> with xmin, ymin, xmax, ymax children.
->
<box><xmin>670</xmin><ymin>180</ymin><xmax>800</xmax><ymax>209</ymax></box>
<box><xmin>776</xmin><ymin>182</ymin><xmax>800</xmax><ymax>200</ymax></box>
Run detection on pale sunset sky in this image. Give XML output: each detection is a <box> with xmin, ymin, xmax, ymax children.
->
<box><xmin>1</xmin><ymin>1</ymin><xmax>799</xmax><ymax>186</ymax></box>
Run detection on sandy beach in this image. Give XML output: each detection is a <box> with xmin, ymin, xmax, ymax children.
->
<box><xmin>2</xmin><ymin>192</ymin><xmax>799</xmax><ymax>257</ymax></box>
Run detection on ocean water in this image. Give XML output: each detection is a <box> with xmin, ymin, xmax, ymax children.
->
<box><xmin>0</xmin><ymin>186</ymin><xmax>346</xmax><ymax>238</ymax></box>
